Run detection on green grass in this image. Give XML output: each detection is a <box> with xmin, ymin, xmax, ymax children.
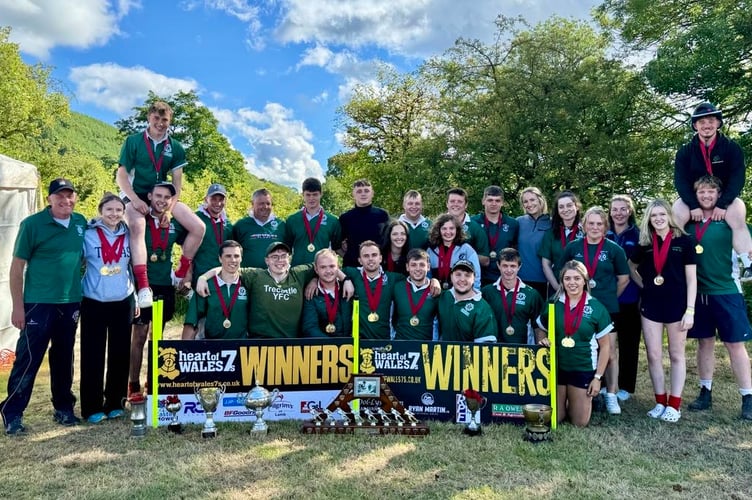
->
<box><xmin>1</xmin><ymin>332</ymin><xmax>751</xmax><ymax>499</ymax></box>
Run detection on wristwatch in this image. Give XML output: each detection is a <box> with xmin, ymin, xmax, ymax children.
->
<box><xmin>593</xmin><ymin>374</ymin><xmax>603</xmax><ymax>381</ymax></box>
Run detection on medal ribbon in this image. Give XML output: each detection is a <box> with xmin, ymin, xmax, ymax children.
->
<box><xmin>212</xmin><ymin>276</ymin><xmax>242</xmax><ymax>323</ymax></box>
<box><xmin>699</xmin><ymin>137</ymin><xmax>717</xmax><ymax>175</ymax></box>
<box><xmin>362</xmin><ymin>270</ymin><xmax>383</xmax><ymax>314</ymax></box>
<box><xmin>406</xmin><ymin>281</ymin><xmax>431</xmax><ymax>317</ymax></box>
<box><xmin>143</xmin><ymin>131</ymin><xmax>170</xmax><ymax>175</ymax></box>
<box><xmin>564</xmin><ymin>294</ymin><xmax>587</xmax><ymax>336</ymax></box>
<box><xmin>500</xmin><ymin>278</ymin><xmax>520</xmax><ymax>330</ymax></box>
<box><xmin>323</xmin><ymin>285</ymin><xmax>340</xmax><ymax>325</ymax></box>
<box><xmin>694</xmin><ymin>218</ymin><xmax>712</xmax><ymax>244</ymax></box>
<box><xmin>560</xmin><ymin>226</ymin><xmax>577</xmax><ymax>249</ymax></box>
<box><xmin>437</xmin><ymin>244</ymin><xmax>455</xmax><ymax>282</ymax></box>
<box><xmin>386</xmin><ymin>253</ymin><xmax>395</xmax><ymax>272</ymax></box>
<box><xmin>651</xmin><ymin>231</ymin><xmax>673</xmax><ymax>277</ymax></box>
<box><xmin>210</xmin><ymin>216</ymin><xmax>224</xmax><ymax>246</ymax></box>
<box><xmin>303</xmin><ymin>208</ymin><xmax>324</xmax><ymax>247</ymax></box>
<box><xmin>96</xmin><ymin>228</ymin><xmax>125</xmax><ymax>265</ymax></box>
<box><xmin>583</xmin><ymin>238</ymin><xmax>606</xmax><ymax>281</ymax></box>
<box><xmin>148</xmin><ymin>217</ymin><xmax>168</xmax><ymax>255</ymax></box>
<box><xmin>485</xmin><ymin>215</ymin><xmax>500</xmax><ymax>250</ymax></box>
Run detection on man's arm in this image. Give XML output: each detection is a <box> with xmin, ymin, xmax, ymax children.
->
<box><xmin>674</xmin><ymin>146</ymin><xmax>700</xmax><ymax>211</ymax></box>
<box><xmin>10</xmin><ymin>257</ymin><xmax>26</xmax><ymax>330</ymax></box>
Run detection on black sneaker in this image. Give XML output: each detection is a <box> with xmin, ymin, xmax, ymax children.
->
<box><xmin>688</xmin><ymin>387</ymin><xmax>712</xmax><ymax>411</ymax></box>
<box><xmin>53</xmin><ymin>410</ymin><xmax>81</xmax><ymax>426</ymax></box>
<box><xmin>4</xmin><ymin>415</ymin><xmax>26</xmax><ymax>436</ymax></box>
<box><xmin>742</xmin><ymin>395</ymin><xmax>752</xmax><ymax>420</ymax></box>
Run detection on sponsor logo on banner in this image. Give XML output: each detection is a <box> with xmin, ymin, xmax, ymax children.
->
<box><xmin>492</xmin><ymin>403</ymin><xmax>523</xmax><ymax>418</ymax></box>
<box><xmin>271</xmin><ymin>394</ymin><xmax>295</xmax><ymax>417</ymax></box>
<box><xmin>301</xmin><ymin>400</ymin><xmax>324</xmax><ymax>413</ymax></box>
<box><xmin>456</xmin><ymin>394</ymin><xmax>470</xmax><ymax>423</ymax></box>
<box><xmin>222</xmin><ymin>395</ymin><xmax>246</xmax><ymax>407</ymax></box>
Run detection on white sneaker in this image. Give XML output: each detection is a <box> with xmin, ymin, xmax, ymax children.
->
<box><xmin>660</xmin><ymin>406</ymin><xmax>681</xmax><ymax>422</ymax></box>
<box><xmin>605</xmin><ymin>393</ymin><xmax>621</xmax><ymax>415</ymax></box>
<box><xmin>616</xmin><ymin>389</ymin><xmax>631</xmax><ymax>401</ymax></box>
<box><xmin>137</xmin><ymin>288</ymin><xmax>153</xmax><ymax>308</ymax></box>
<box><xmin>647</xmin><ymin>403</ymin><xmax>666</xmax><ymax>419</ymax></box>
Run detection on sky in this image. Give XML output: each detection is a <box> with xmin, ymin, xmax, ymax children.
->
<box><xmin>2</xmin><ymin>0</ymin><xmax>600</xmax><ymax>189</ymax></box>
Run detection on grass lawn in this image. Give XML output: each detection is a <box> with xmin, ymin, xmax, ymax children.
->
<box><xmin>1</xmin><ymin>323</ymin><xmax>751</xmax><ymax>500</ymax></box>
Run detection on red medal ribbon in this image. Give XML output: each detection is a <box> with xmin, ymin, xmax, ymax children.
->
<box><xmin>386</xmin><ymin>252</ymin><xmax>395</xmax><ymax>272</ymax></box>
<box><xmin>564</xmin><ymin>294</ymin><xmax>587</xmax><ymax>336</ymax></box>
<box><xmin>143</xmin><ymin>131</ymin><xmax>170</xmax><ymax>175</ymax></box>
<box><xmin>362</xmin><ymin>270</ymin><xmax>384</xmax><ymax>315</ymax></box>
<box><xmin>148</xmin><ymin>216</ymin><xmax>168</xmax><ymax>255</ymax></box>
<box><xmin>582</xmin><ymin>238</ymin><xmax>606</xmax><ymax>281</ymax></box>
<box><xmin>406</xmin><ymin>281</ymin><xmax>431</xmax><ymax>318</ymax></box>
<box><xmin>96</xmin><ymin>228</ymin><xmax>125</xmax><ymax>265</ymax></box>
<box><xmin>500</xmin><ymin>278</ymin><xmax>520</xmax><ymax>330</ymax></box>
<box><xmin>485</xmin><ymin>215</ymin><xmax>501</xmax><ymax>250</ymax></box>
<box><xmin>437</xmin><ymin>244</ymin><xmax>455</xmax><ymax>282</ymax></box>
<box><xmin>212</xmin><ymin>276</ymin><xmax>242</xmax><ymax>323</ymax></box>
<box><xmin>694</xmin><ymin>218</ymin><xmax>712</xmax><ymax>244</ymax></box>
<box><xmin>699</xmin><ymin>137</ymin><xmax>717</xmax><ymax>175</ymax></box>
<box><xmin>560</xmin><ymin>226</ymin><xmax>577</xmax><ymax>249</ymax></box>
<box><xmin>210</xmin><ymin>216</ymin><xmax>224</xmax><ymax>247</ymax></box>
<box><xmin>652</xmin><ymin>231</ymin><xmax>673</xmax><ymax>277</ymax></box>
<box><xmin>323</xmin><ymin>285</ymin><xmax>340</xmax><ymax>325</ymax></box>
<box><xmin>303</xmin><ymin>208</ymin><xmax>324</xmax><ymax>247</ymax></box>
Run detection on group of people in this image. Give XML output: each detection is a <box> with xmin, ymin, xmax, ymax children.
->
<box><xmin>2</xmin><ymin>101</ymin><xmax>751</xmax><ymax>436</ymax></box>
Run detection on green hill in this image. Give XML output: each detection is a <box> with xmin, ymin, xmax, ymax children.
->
<box><xmin>48</xmin><ymin>111</ymin><xmax>122</xmax><ymax>166</ymax></box>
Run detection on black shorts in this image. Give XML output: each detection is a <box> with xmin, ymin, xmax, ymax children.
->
<box><xmin>557</xmin><ymin>369</ymin><xmax>596</xmax><ymax>389</ymax></box>
<box><xmin>134</xmin><ymin>285</ymin><xmax>175</xmax><ymax>327</ymax></box>
<box><xmin>123</xmin><ymin>192</ymin><xmax>150</xmax><ymax>204</ymax></box>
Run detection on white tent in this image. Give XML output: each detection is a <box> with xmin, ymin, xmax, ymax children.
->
<box><xmin>0</xmin><ymin>154</ymin><xmax>39</xmax><ymax>369</ymax></box>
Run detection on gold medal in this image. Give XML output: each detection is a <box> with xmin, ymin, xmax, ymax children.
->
<box><xmin>561</xmin><ymin>337</ymin><xmax>575</xmax><ymax>348</ymax></box>
<box><xmin>223</xmin><ymin>319</ymin><xmax>231</xmax><ymax>329</ymax></box>
<box><xmin>307</xmin><ymin>243</ymin><xmax>316</xmax><ymax>252</ymax></box>
<box><xmin>653</xmin><ymin>275</ymin><xmax>664</xmax><ymax>286</ymax></box>
<box><xmin>409</xmin><ymin>316</ymin><xmax>420</xmax><ymax>326</ymax></box>
<box><xmin>160</xmin><ymin>253</ymin><xmax>167</xmax><ymax>261</ymax></box>
<box><xmin>150</xmin><ymin>253</ymin><xmax>158</xmax><ymax>262</ymax></box>
<box><xmin>505</xmin><ymin>325</ymin><xmax>515</xmax><ymax>336</ymax></box>
<box><xmin>489</xmin><ymin>251</ymin><xmax>497</xmax><ymax>260</ymax></box>
<box><xmin>367</xmin><ymin>312</ymin><xmax>379</xmax><ymax>322</ymax></box>
<box><xmin>695</xmin><ymin>244</ymin><xmax>703</xmax><ymax>254</ymax></box>
<box><xmin>325</xmin><ymin>323</ymin><xmax>336</xmax><ymax>334</ymax></box>
<box><xmin>111</xmin><ymin>265</ymin><xmax>121</xmax><ymax>275</ymax></box>
<box><xmin>100</xmin><ymin>266</ymin><xmax>110</xmax><ymax>276</ymax></box>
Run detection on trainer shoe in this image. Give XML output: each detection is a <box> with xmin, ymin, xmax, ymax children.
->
<box><xmin>660</xmin><ymin>406</ymin><xmax>681</xmax><ymax>422</ymax></box>
<box><xmin>4</xmin><ymin>415</ymin><xmax>26</xmax><ymax>436</ymax></box>
<box><xmin>137</xmin><ymin>287</ymin><xmax>153</xmax><ymax>308</ymax></box>
<box><xmin>742</xmin><ymin>394</ymin><xmax>752</xmax><ymax>420</ymax></box>
<box><xmin>107</xmin><ymin>409</ymin><xmax>125</xmax><ymax>419</ymax></box>
<box><xmin>53</xmin><ymin>410</ymin><xmax>81</xmax><ymax>426</ymax></box>
<box><xmin>605</xmin><ymin>393</ymin><xmax>622</xmax><ymax>415</ymax></box>
<box><xmin>688</xmin><ymin>387</ymin><xmax>712</xmax><ymax>411</ymax></box>
<box><xmin>616</xmin><ymin>389</ymin><xmax>632</xmax><ymax>402</ymax></box>
<box><xmin>86</xmin><ymin>412</ymin><xmax>106</xmax><ymax>424</ymax></box>
<box><xmin>647</xmin><ymin>403</ymin><xmax>666</xmax><ymax>419</ymax></box>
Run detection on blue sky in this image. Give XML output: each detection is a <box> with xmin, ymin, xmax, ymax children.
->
<box><xmin>3</xmin><ymin>0</ymin><xmax>599</xmax><ymax>189</ymax></box>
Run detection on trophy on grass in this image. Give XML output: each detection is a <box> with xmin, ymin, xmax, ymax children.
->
<box><xmin>240</xmin><ymin>381</ymin><xmax>281</xmax><ymax>435</ymax></box>
<box><xmin>165</xmin><ymin>394</ymin><xmax>183</xmax><ymax>434</ymax></box>
<box><xmin>460</xmin><ymin>388</ymin><xmax>486</xmax><ymax>436</ymax></box>
<box><xmin>522</xmin><ymin>404</ymin><xmax>553</xmax><ymax>442</ymax></box>
<box><xmin>194</xmin><ymin>385</ymin><xmax>226</xmax><ymax>438</ymax></box>
<box><xmin>127</xmin><ymin>393</ymin><xmax>147</xmax><ymax>438</ymax></box>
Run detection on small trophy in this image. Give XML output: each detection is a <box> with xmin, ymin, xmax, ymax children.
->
<box><xmin>194</xmin><ymin>385</ymin><xmax>226</xmax><ymax>438</ymax></box>
<box><xmin>522</xmin><ymin>404</ymin><xmax>553</xmax><ymax>442</ymax></box>
<box><xmin>460</xmin><ymin>388</ymin><xmax>486</xmax><ymax>436</ymax></box>
<box><xmin>127</xmin><ymin>393</ymin><xmax>147</xmax><ymax>438</ymax></box>
<box><xmin>165</xmin><ymin>394</ymin><xmax>182</xmax><ymax>434</ymax></box>
<box><xmin>240</xmin><ymin>381</ymin><xmax>281</xmax><ymax>435</ymax></box>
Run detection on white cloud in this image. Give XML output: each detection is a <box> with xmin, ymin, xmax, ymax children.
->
<box><xmin>182</xmin><ymin>0</ymin><xmax>265</xmax><ymax>50</ymax></box>
<box><xmin>69</xmin><ymin>63</ymin><xmax>199</xmax><ymax>114</ymax></box>
<box><xmin>213</xmin><ymin>104</ymin><xmax>324</xmax><ymax>188</ymax></box>
<box><xmin>0</xmin><ymin>0</ymin><xmax>138</xmax><ymax>58</ymax></box>
<box><xmin>296</xmin><ymin>45</ymin><xmax>388</xmax><ymax>101</ymax></box>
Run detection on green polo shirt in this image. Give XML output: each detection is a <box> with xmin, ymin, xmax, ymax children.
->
<box><xmin>184</xmin><ymin>276</ymin><xmax>249</xmax><ymax>339</ymax></box>
<box><xmin>391</xmin><ymin>279</ymin><xmax>438</xmax><ymax>340</ymax></box>
<box><xmin>437</xmin><ymin>290</ymin><xmax>497</xmax><ymax>343</ymax></box>
<box><xmin>344</xmin><ymin>267</ymin><xmax>404</xmax><ymax>340</ymax></box>
<box><xmin>560</xmin><ymin>238</ymin><xmax>629</xmax><ymax>313</ymax></box>
<box><xmin>118</xmin><ymin>132</ymin><xmax>187</xmax><ymax>195</ymax></box>
<box><xmin>481</xmin><ymin>278</ymin><xmax>543</xmax><ymax>344</ymax></box>
<box><xmin>399</xmin><ymin>215</ymin><xmax>431</xmax><ymax>250</ymax></box>
<box><xmin>284</xmin><ymin>208</ymin><xmax>342</xmax><ymax>265</ymax></box>
<box><xmin>686</xmin><ymin>219</ymin><xmax>738</xmax><ymax>295</ymax></box>
<box><xmin>145</xmin><ymin>215</ymin><xmax>186</xmax><ymax>286</ymax></box>
<box><xmin>538</xmin><ymin>226</ymin><xmax>583</xmax><ymax>281</ymax></box>
<box><xmin>462</xmin><ymin>216</ymin><xmax>490</xmax><ymax>257</ymax></box>
<box><xmin>190</xmin><ymin>210</ymin><xmax>233</xmax><ymax>280</ymax></box>
<box><xmin>301</xmin><ymin>286</ymin><xmax>353</xmax><ymax>337</ymax></box>
<box><xmin>232</xmin><ymin>216</ymin><xmax>286</xmax><ymax>268</ymax></box>
<box><xmin>13</xmin><ymin>207</ymin><xmax>87</xmax><ymax>303</ymax></box>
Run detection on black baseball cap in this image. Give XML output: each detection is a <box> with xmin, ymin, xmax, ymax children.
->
<box><xmin>48</xmin><ymin>178</ymin><xmax>76</xmax><ymax>195</ymax></box>
<box><xmin>451</xmin><ymin>260</ymin><xmax>475</xmax><ymax>274</ymax></box>
<box><xmin>266</xmin><ymin>241</ymin><xmax>291</xmax><ymax>256</ymax></box>
<box><xmin>153</xmin><ymin>182</ymin><xmax>177</xmax><ymax>195</ymax></box>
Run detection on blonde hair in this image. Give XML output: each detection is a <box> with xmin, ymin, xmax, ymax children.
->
<box><xmin>583</xmin><ymin>206</ymin><xmax>609</xmax><ymax>227</ymax></box>
<box><xmin>519</xmin><ymin>186</ymin><xmax>548</xmax><ymax>215</ymax></box>
<box><xmin>553</xmin><ymin>260</ymin><xmax>590</xmax><ymax>301</ymax></box>
<box><xmin>638</xmin><ymin>199</ymin><xmax>686</xmax><ymax>246</ymax></box>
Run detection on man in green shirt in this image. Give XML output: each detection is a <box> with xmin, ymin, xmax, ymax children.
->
<box><xmin>233</xmin><ymin>188</ymin><xmax>286</xmax><ymax>268</ymax></box>
<box><xmin>399</xmin><ymin>190</ymin><xmax>431</xmax><ymax>250</ymax></box>
<box><xmin>481</xmin><ymin>248</ymin><xmax>543</xmax><ymax>344</ymax></box>
<box><xmin>446</xmin><ymin>187</ymin><xmax>490</xmax><ymax>266</ymax></box>
<box><xmin>285</xmin><ymin>177</ymin><xmax>342</xmax><ymax>266</ymax></box>
<box><xmin>190</xmin><ymin>183</ymin><xmax>233</xmax><ymax>284</ymax></box>
<box><xmin>471</xmin><ymin>186</ymin><xmax>519</xmax><ymax>286</ymax></box>
<box><xmin>392</xmin><ymin>248</ymin><xmax>439</xmax><ymax>340</ymax></box>
<box><xmin>183</xmin><ymin>240</ymin><xmax>248</xmax><ymax>340</ymax></box>
<box><xmin>437</xmin><ymin>260</ymin><xmax>497</xmax><ymax>343</ymax></box>
<box><xmin>301</xmin><ymin>249</ymin><xmax>353</xmax><ymax>337</ymax></box>
<box><xmin>2</xmin><ymin>179</ymin><xmax>87</xmax><ymax>434</ymax></box>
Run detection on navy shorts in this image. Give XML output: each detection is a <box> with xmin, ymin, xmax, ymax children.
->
<box><xmin>133</xmin><ymin>285</ymin><xmax>175</xmax><ymax>327</ymax></box>
<box><xmin>557</xmin><ymin>369</ymin><xmax>596</xmax><ymax>389</ymax></box>
<box><xmin>688</xmin><ymin>293</ymin><xmax>752</xmax><ymax>343</ymax></box>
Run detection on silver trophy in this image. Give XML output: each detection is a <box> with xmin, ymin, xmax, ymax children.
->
<box><xmin>240</xmin><ymin>380</ymin><xmax>281</xmax><ymax>434</ymax></box>
<box><xmin>126</xmin><ymin>394</ymin><xmax>147</xmax><ymax>438</ymax></box>
<box><xmin>165</xmin><ymin>395</ymin><xmax>183</xmax><ymax>434</ymax></box>
<box><xmin>195</xmin><ymin>385</ymin><xmax>226</xmax><ymax>438</ymax></box>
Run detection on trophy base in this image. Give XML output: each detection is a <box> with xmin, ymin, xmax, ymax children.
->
<box><xmin>463</xmin><ymin>425</ymin><xmax>482</xmax><ymax>436</ymax></box>
<box><xmin>130</xmin><ymin>424</ymin><xmax>146</xmax><ymax>438</ymax></box>
<box><xmin>202</xmin><ymin>429</ymin><xmax>218</xmax><ymax>439</ymax></box>
<box><xmin>523</xmin><ymin>428</ymin><xmax>552</xmax><ymax>443</ymax></box>
<box><xmin>250</xmin><ymin>426</ymin><xmax>269</xmax><ymax>436</ymax></box>
<box><xmin>168</xmin><ymin>423</ymin><xmax>183</xmax><ymax>434</ymax></box>
<box><xmin>301</xmin><ymin>422</ymin><xmax>429</xmax><ymax>436</ymax></box>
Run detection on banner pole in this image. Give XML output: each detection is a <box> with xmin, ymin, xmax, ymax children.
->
<box><xmin>547</xmin><ymin>302</ymin><xmax>557</xmax><ymax>430</ymax></box>
<box><xmin>351</xmin><ymin>298</ymin><xmax>359</xmax><ymax>412</ymax></box>
<box><xmin>151</xmin><ymin>299</ymin><xmax>163</xmax><ymax>428</ymax></box>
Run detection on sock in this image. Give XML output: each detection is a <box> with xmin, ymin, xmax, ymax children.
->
<box><xmin>134</xmin><ymin>264</ymin><xmax>149</xmax><ymax>290</ymax></box>
<box><xmin>741</xmin><ymin>254</ymin><xmax>752</xmax><ymax>268</ymax></box>
<box><xmin>739</xmin><ymin>388</ymin><xmax>752</xmax><ymax>396</ymax></box>
<box><xmin>668</xmin><ymin>395</ymin><xmax>682</xmax><ymax>410</ymax></box>
<box><xmin>700</xmin><ymin>379</ymin><xmax>712</xmax><ymax>391</ymax></box>
<box><xmin>174</xmin><ymin>255</ymin><xmax>193</xmax><ymax>278</ymax></box>
<box><xmin>655</xmin><ymin>393</ymin><xmax>667</xmax><ymax>406</ymax></box>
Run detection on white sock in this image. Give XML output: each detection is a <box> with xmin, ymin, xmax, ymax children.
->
<box><xmin>700</xmin><ymin>380</ymin><xmax>712</xmax><ymax>390</ymax></box>
<box><xmin>741</xmin><ymin>254</ymin><xmax>752</xmax><ymax>268</ymax></box>
<box><xmin>739</xmin><ymin>388</ymin><xmax>752</xmax><ymax>396</ymax></box>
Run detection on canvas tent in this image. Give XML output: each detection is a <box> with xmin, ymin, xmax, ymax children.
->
<box><xmin>0</xmin><ymin>154</ymin><xmax>39</xmax><ymax>370</ymax></box>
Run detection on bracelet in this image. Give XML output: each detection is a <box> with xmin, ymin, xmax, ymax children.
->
<box><xmin>686</xmin><ymin>306</ymin><xmax>695</xmax><ymax>312</ymax></box>
<box><xmin>685</xmin><ymin>309</ymin><xmax>695</xmax><ymax>316</ymax></box>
